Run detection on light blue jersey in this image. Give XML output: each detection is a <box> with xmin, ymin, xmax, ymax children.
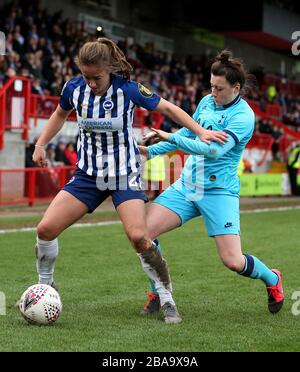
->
<box><xmin>149</xmin><ymin>94</ymin><xmax>255</xmax><ymax>195</ymax></box>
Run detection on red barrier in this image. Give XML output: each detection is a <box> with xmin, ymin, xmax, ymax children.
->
<box><xmin>30</xmin><ymin>94</ymin><xmax>77</xmax><ymax>125</ymax></box>
<box><xmin>246</xmin><ymin>133</ymin><xmax>274</xmax><ymax>166</ymax></box>
<box><xmin>0</xmin><ymin>166</ymin><xmax>76</xmax><ymax>206</ymax></box>
<box><xmin>0</xmin><ymin>76</ymin><xmax>32</xmax><ymax>149</ymax></box>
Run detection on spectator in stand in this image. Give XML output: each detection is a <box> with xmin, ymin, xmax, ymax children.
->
<box><xmin>45</xmin><ymin>143</ymin><xmax>64</xmax><ymax>167</ymax></box>
<box><xmin>267</xmin><ymin>84</ymin><xmax>277</xmax><ymax>103</ymax></box>
<box><xmin>0</xmin><ymin>55</ymin><xmax>8</xmax><ymax>87</ymax></box>
<box><xmin>3</xmin><ymin>67</ymin><xmax>16</xmax><ymax>84</ymax></box>
<box><xmin>287</xmin><ymin>142</ymin><xmax>300</xmax><ymax>196</ymax></box>
<box><xmin>271</xmin><ymin>125</ymin><xmax>284</xmax><ymax>160</ymax></box>
<box><xmin>64</xmin><ymin>142</ymin><xmax>77</xmax><ymax>166</ymax></box>
<box><xmin>31</xmin><ymin>78</ymin><xmax>44</xmax><ymax>95</ymax></box>
<box><xmin>54</xmin><ymin>140</ymin><xmax>71</xmax><ymax>165</ymax></box>
<box><xmin>25</xmin><ymin>141</ymin><xmax>37</xmax><ymax>168</ymax></box>
<box><xmin>142</xmin><ymin>136</ymin><xmax>165</xmax><ymax>201</ymax></box>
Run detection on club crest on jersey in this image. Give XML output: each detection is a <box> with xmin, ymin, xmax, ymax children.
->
<box><xmin>103</xmin><ymin>99</ymin><xmax>114</xmax><ymax>111</ymax></box>
<box><xmin>138</xmin><ymin>83</ymin><xmax>153</xmax><ymax>98</ymax></box>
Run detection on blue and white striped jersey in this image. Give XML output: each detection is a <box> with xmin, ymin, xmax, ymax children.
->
<box><xmin>60</xmin><ymin>74</ymin><xmax>160</xmax><ymax>187</ymax></box>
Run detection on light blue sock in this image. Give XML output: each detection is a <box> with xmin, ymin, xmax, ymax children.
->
<box><xmin>149</xmin><ymin>239</ymin><xmax>161</xmax><ymax>295</ymax></box>
<box><xmin>239</xmin><ymin>254</ymin><xmax>278</xmax><ymax>286</ymax></box>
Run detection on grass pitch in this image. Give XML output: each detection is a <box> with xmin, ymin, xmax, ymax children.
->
<box><xmin>0</xmin><ymin>209</ymin><xmax>300</xmax><ymax>352</ymax></box>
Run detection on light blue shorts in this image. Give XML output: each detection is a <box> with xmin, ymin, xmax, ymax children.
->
<box><xmin>154</xmin><ymin>181</ymin><xmax>240</xmax><ymax>237</ymax></box>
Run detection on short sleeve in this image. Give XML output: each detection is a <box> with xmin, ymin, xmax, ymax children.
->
<box><xmin>59</xmin><ymin>81</ymin><xmax>74</xmax><ymax>111</ymax></box>
<box><xmin>125</xmin><ymin>81</ymin><xmax>161</xmax><ymax>110</ymax></box>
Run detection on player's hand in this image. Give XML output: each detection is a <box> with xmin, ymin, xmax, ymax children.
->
<box><xmin>138</xmin><ymin>145</ymin><xmax>149</xmax><ymax>159</ymax></box>
<box><xmin>198</xmin><ymin>129</ymin><xmax>228</xmax><ymax>145</ymax></box>
<box><xmin>150</xmin><ymin>128</ymin><xmax>169</xmax><ymax>141</ymax></box>
<box><xmin>32</xmin><ymin>146</ymin><xmax>48</xmax><ymax>167</ymax></box>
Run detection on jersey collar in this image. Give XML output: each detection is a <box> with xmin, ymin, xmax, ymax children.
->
<box><xmin>214</xmin><ymin>94</ymin><xmax>241</xmax><ymax>110</ymax></box>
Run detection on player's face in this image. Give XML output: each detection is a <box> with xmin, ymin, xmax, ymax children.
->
<box><xmin>210</xmin><ymin>74</ymin><xmax>240</xmax><ymax>106</ymax></box>
<box><xmin>81</xmin><ymin>64</ymin><xmax>111</xmax><ymax>96</ymax></box>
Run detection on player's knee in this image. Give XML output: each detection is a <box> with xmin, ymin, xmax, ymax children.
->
<box><xmin>37</xmin><ymin>222</ymin><xmax>57</xmax><ymax>241</ymax></box>
<box><xmin>127</xmin><ymin>229</ymin><xmax>149</xmax><ymax>251</ymax></box>
<box><xmin>222</xmin><ymin>258</ymin><xmax>242</xmax><ymax>272</ymax></box>
<box><xmin>147</xmin><ymin>225</ymin><xmax>159</xmax><ymax>241</ymax></box>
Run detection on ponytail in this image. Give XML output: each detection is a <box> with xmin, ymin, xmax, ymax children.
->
<box><xmin>75</xmin><ymin>37</ymin><xmax>133</xmax><ymax>80</ymax></box>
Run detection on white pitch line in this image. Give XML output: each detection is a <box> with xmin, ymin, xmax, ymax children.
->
<box><xmin>0</xmin><ymin>221</ymin><xmax>121</xmax><ymax>234</ymax></box>
<box><xmin>0</xmin><ymin>205</ymin><xmax>300</xmax><ymax>234</ymax></box>
<box><xmin>241</xmin><ymin>205</ymin><xmax>300</xmax><ymax>214</ymax></box>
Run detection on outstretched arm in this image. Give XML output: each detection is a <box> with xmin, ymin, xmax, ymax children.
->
<box><xmin>139</xmin><ymin>126</ymin><xmax>195</xmax><ymax>159</ymax></box>
<box><xmin>156</xmin><ymin>98</ymin><xmax>227</xmax><ymax>145</ymax></box>
<box><xmin>151</xmin><ymin>128</ymin><xmax>236</xmax><ymax>159</ymax></box>
<box><xmin>168</xmin><ymin>132</ymin><xmax>236</xmax><ymax>159</ymax></box>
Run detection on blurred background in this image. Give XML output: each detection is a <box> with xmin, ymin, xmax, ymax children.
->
<box><xmin>0</xmin><ymin>0</ymin><xmax>300</xmax><ymax>206</ymax></box>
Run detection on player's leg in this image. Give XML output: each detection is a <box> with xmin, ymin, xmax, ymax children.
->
<box><xmin>140</xmin><ymin>202</ymin><xmax>181</xmax><ymax>315</ymax></box>
<box><xmin>140</xmin><ymin>183</ymin><xmax>200</xmax><ymax>320</ymax></box>
<box><xmin>116</xmin><ymin>199</ymin><xmax>177</xmax><ymax>311</ymax></box>
<box><xmin>215</xmin><ymin>235</ymin><xmax>284</xmax><ymax>314</ymax></box>
<box><xmin>199</xmin><ymin>193</ymin><xmax>284</xmax><ymax>314</ymax></box>
<box><xmin>36</xmin><ymin>190</ymin><xmax>88</xmax><ymax>285</ymax></box>
<box><xmin>36</xmin><ymin>168</ymin><xmax>109</xmax><ymax>287</ymax></box>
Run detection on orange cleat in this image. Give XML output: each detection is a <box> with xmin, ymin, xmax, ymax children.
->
<box><xmin>266</xmin><ymin>269</ymin><xmax>284</xmax><ymax>314</ymax></box>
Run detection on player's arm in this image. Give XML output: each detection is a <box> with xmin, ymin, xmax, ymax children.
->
<box><xmin>151</xmin><ymin>109</ymin><xmax>255</xmax><ymax>159</ymax></box>
<box><xmin>156</xmin><ymin>98</ymin><xmax>227</xmax><ymax>145</ymax></box>
<box><xmin>128</xmin><ymin>82</ymin><xmax>227</xmax><ymax>145</ymax></box>
<box><xmin>167</xmin><ymin>131</ymin><xmax>236</xmax><ymax>159</ymax></box>
<box><xmin>33</xmin><ymin>105</ymin><xmax>73</xmax><ymax>167</ymax></box>
<box><xmin>139</xmin><ymin>126</ymin><xmax>195</xmax><ymax>159</ymax></box>
<box><xmin>150</xmin><ymin>127</ymin><xmax>236</xmax><ymax>159</ymax></box>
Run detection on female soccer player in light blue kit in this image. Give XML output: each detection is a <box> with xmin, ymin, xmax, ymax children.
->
<box><xmin>27</xmin><ymin>38</ymin><xmax>227</xmax><ymax>322</ymax></box>
<box><xmin>139</xmin><ymin>50</ymin><xmax>284</xmax><ymax>323</ymax></box>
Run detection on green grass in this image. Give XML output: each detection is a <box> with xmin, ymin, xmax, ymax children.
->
<box><xmin>1</xmin><ymin>209</ymin><xmax>300</xmax><ymax>351</ymax></box>
<box><xmin>0</xmin><ymin>210</ymin><xmax>118</xmax><ymax>229</ymax></box>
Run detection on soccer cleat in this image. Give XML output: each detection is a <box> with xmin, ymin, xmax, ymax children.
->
<box><xmin>266</xmin><ymin>269</ymin><xmax>284</xmax><ymax>314</ymax></box>
<box><xmin>162</xmin><ymin>302</ymin><xmax>182</xmax><ymax>324</ymax></box>
<box><xmin>140</xmin><ymin>291</ymin><xmax>160</xmax><ymax>315</ymax></box>
<box><xmin>15</xmin><ymin>281</ymin><xmax>58</xmax><ymax>308</ymax></box>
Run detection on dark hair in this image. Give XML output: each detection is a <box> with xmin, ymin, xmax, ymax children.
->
<box><xmin>211</xmin><ymin>49</ymin><xmax>255</xmax><ymax>94</ymax></box>
<box><xmin>75</xmin><ymin>37</ymin><xmax>133</xmax><ymax>80</ymax></box>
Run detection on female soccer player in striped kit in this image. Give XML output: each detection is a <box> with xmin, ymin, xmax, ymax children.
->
<box><xmin>29</xmin><ymin>38</ymin><xmax>227</xmax><ymax>322</ymax></box>
<box><xmin>139</xmin><ymin>49</ymin><xmax>284</xmax><ymax>323</ymax></box>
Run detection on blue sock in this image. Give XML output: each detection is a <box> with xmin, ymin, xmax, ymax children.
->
<box><xmin>239</xmin><ymin>254</ymin><xmax>278</xmax><ymax>286</ymax></box>
<box><xmin>149</xmin><ymin>239</ymin><xmax>161</xmax><ymax>295</ymax></box>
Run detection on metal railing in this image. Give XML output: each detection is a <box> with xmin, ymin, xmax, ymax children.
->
<box><xmin>0</xmin><ymin>166</ymin><xmax>76</xmax><ymax>206</ymax></box>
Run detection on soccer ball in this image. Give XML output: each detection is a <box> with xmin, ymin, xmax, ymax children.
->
<box><xmin>19</xmin><ymin>284</ymin><xmax>62</xmax><ymax>325</ymax></box>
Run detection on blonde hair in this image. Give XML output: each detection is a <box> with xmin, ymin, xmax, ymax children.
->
<box><xmin>75</xmin><ymin>37</ymin><xmax>133</xmax><ymax>80</ymax></box>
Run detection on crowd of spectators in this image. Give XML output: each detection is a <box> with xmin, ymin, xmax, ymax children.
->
<box><xmin>25</xmin><ymin>138</ymin><xmax>77</xmax><ymax>168</ymax></box>
<box><xmin>248</xmin><ymin>78</ymin><xmax>300</xmax><ymax>131</ymax></box>
<box><xmin>1</xmin><ymin>0</ymin><xmax>300</xmax><ymax>166</ymax></box>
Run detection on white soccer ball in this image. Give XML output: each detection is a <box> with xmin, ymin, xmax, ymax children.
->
<box><xmin>19</xmin><ymin>284</ymin><xmax>62</xmax><ymax>325</ymax></box>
